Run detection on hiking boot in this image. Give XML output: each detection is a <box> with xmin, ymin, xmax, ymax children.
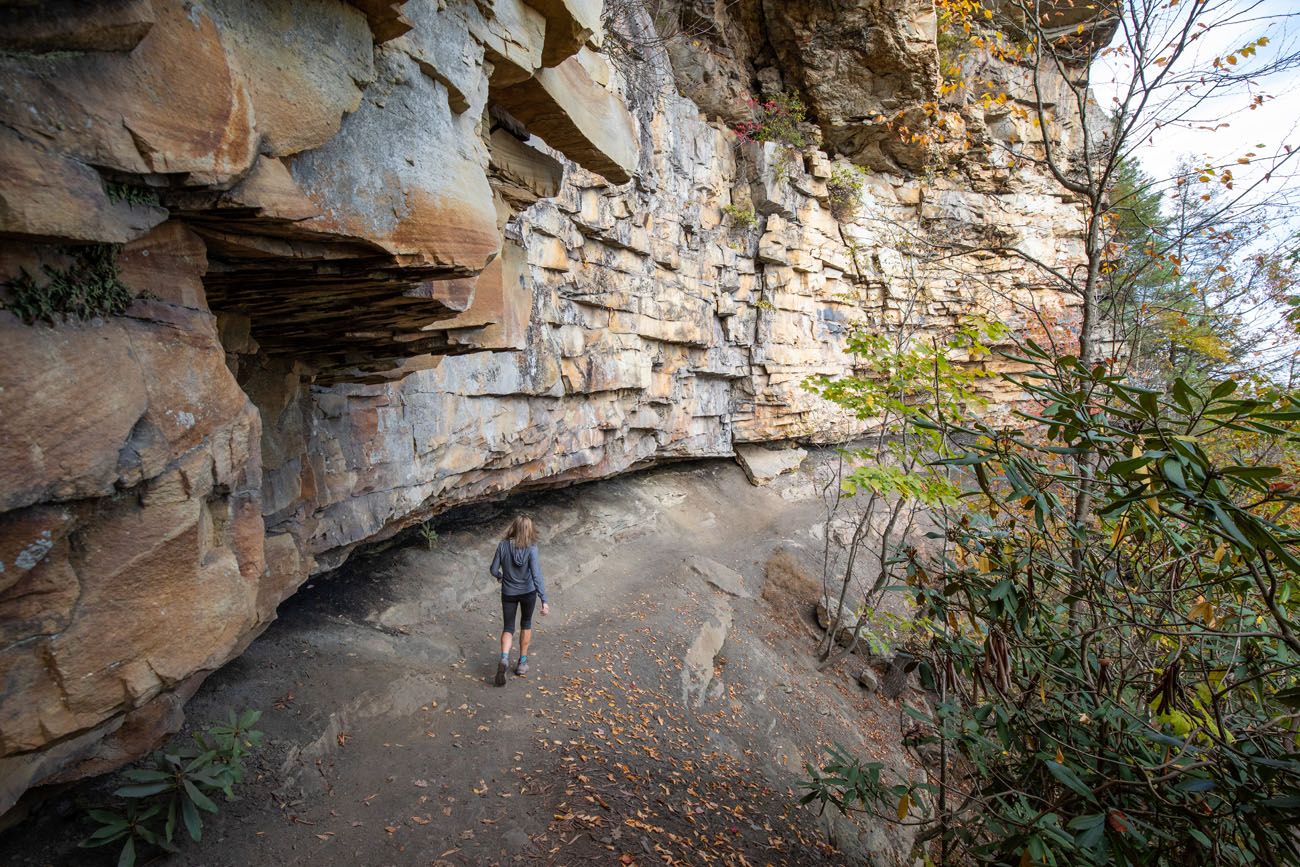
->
<box><xmin>495</xmin><ymin>659</ymin><xmax>508</xmax><ymax>686</ymax></box>
<box><xmin>515</xmin><ymin>659</ymin><xmax>529</xmax><ymax>677</ymax></box>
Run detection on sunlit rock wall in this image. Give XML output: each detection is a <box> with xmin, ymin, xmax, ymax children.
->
<box><xmin>0</xmin><ymin>0</ymin><xmax>1087</xmax><ymax>812</ymax></box>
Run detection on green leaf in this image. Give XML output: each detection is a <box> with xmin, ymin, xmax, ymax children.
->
<box><xmin>121</xmin><ymin>768</ymin><xmax>170</xmax><ymax>783</ymax></box>
<box><xmin>183</xmin><ymin>777</ymin><xmax>219</xmax><ymax>813</ymax></box>
<box><xmin>117</xmin><ymin>837</ymin><xmax>136</xmax><ymax>867</ymax></box>
<box><xmin>1108</xmin><ymin>455</ymin><xmax>1152</xmax><ymax>478</ymax></box>
<box><xmin>1043</xmin><ymin>760</ymin><xmax>1096</xmax><ymax>803</ymax></box>
<box><xmin>1275</xmin><ymin>686</ymin><xmax>1300</xmax><ymax>709</ymax></box>
<box><xmin>114</xmin><ymin>782</ymin><xmax>171</xmax><ymax>798</ymax></box>
<box><xmin>1161</xmin><ymin>458</ymin><xmax>1187</xmax><ymax>489</ymax></box>
<box><xmin>80</xmin><ymin>829</ymin><xmax>128</xmax><ymax>847</ymax></box>
<box><xmin>87</xmin><ymin>809</ymin><xmax>129</xmax><ymax>826</ymax></box>
<box><xmin>1260</xmin><ymin>795</ymin><xmax>1300</xmax><ymax>809</ymax></box>
<box><xmin>1177</xmin><ymin>778</ymin><xmax>1216</xmax><ymax>793</ymax></box>
<box><xmin>165</xmin><ymin>798</ymin><xmax>177</xmax><ymax>843</ymax></box>
<box><xmin>181</xmin><ymin>796</ymin><xmax>202</xmax><ymax>842</ymax></box>
<box><xmin>1077</xmin><ymin>818</ymin><xmax>1106</xmax><ymax>849</ymax></box>
<box><xmin>1219</xmin><ymin>465</ymin><xmax>1282</xmax><ymax>481</ymax></box>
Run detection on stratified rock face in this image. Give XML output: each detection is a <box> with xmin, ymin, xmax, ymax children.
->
<box><xmin>0</xmin><ymin>0</ymin><xmax>1086</xmax><ymax>813</ymax></box>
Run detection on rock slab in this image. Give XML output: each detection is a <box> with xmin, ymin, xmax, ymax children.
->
<box><xmin>735</xmin><ymin>445</ymin><xmax>809</xmax><ymax>486</ymax></box>
<box><xmin>686</xmin><ymin>556</ymin><xmax>753</xmax><ymax>599</ymax></box>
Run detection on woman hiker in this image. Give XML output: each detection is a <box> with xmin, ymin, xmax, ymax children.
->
<box><xmin>489</xmin><ymin>515</ymin><xmax>549</xmax><ymax>686</ymax></box>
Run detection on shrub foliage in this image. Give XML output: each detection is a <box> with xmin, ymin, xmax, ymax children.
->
<box><xmin>82</xmin><ymin>710</ymin><xmax>264</xmax><ymax>867</ymax></box>
<box><xmin>803</xmin><ymin>343</ymin><xmax>1300</xmax><ymax>865</ymax></box>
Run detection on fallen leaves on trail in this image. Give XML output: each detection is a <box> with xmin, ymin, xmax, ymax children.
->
<box><xmin>535</xmin><ymin>626</ymin><xmax>843</xmax><ymax>866</ymax></box>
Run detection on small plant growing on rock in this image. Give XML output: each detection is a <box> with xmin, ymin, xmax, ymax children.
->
<box><xmin>721</xmin><ymin>203</ymin><xmax>757</xmax><ymax>229</ymax></box>
<box><xmin>104</xmin><ymin>180</ymin><xmax>161</xmax><ymax>208</ymax></box>
<box><xmin>417</xmin><ymin>522</ymin><xmax>439</xmax><ymax>550</ymax></box>
<box><xmin>734</xmin><ymin>91</ymin><xmax>808</xmax><ymax>149</ymax></box>
<box><xmin>82</xmin><ymin>709</ymin><xmax>263</xmax><ymax>867</ymax></box>
<box><xmin>826</xmin><ymin>164</ymin><xmax>865</xmax><ymax>222</ymax></box>
<box><xmin>4</xmin><ymin>244</ymin><xmax>134</xmax><ymax>325</ymax></box>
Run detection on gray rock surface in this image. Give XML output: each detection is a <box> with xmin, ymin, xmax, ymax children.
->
<box><xmin>735</xmin><ymin>444</ymin><xmax>809</xmax><ymax>486</ymax></box>
<box><xmin>687</xmin><ymin>555</ymin><xmax>753</xmax><ymax>598</ymax></box>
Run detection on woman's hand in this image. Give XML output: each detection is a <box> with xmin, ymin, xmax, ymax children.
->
<box><xmin>541</xmin><ymin>603</ymin><xmax>551</xmax><ymax>616</ymax></box>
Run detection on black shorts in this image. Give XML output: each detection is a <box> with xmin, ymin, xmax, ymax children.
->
<box><xmin>501</xmin><ymin>592</ymin><xmax>537</xmax><ymax>634</ymax></box>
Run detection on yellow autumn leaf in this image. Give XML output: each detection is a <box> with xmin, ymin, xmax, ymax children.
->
<box><xmin>897</xmin><ymin>792</ymin><xmax>911</xmax><ymax>820</ymax></box>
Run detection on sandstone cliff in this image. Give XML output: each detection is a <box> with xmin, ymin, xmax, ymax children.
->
<box><xmin>0</xmin><ymin>0</ymin><xmax>1088</xmax><ymax>814</ymax></box>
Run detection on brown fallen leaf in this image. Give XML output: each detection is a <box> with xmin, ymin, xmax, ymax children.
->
<box><xmin>336</xmin><ymin>731</ymin><xmax>350</xmax><ymax>747</ymax></box>
<box><xmin>411</xmin><ymin>816</ymin><xmax>430</xmax><ymax>825</ymax></box>
<box><xmin>413</xmin><ymin>779</ymin><xmax>429</xmax><ymax>788</ymax></box>
<box><xmin>384</xmin><ymin>825</ymin><xmax>398</xmax><ymax>834</ymax></box>
<box><xmin>315</xmin><ymin>832</ymin><xmax>334</xmax><ymax>841</ymax></box>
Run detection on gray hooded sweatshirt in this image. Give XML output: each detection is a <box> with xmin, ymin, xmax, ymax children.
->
<box><xmin>489</xmin><ymin>541</ymin><xmax>547</xmax><ymax>603</ymax></box>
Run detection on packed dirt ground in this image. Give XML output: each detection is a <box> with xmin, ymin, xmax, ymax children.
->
<box><xmin>1</xmin><ymin>453</ymin><xmax>923</xmax><ymax>866</ymax></box>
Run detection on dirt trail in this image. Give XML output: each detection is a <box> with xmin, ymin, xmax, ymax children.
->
<box><xmin>1</xmin><ymin>457</ymin><xmax>918</xmax><ymax>866</ymax></box>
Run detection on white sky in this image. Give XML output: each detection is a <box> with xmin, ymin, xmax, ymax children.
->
<box><xmin>1092</xmin><ymin>0</ymin><xmax>1300</xmax><ymax>189</ymax></box>
<box><xmin>1087</xmin><ymin>2</ymin><xmax>1300</xmax><ymax>378</ymax></box>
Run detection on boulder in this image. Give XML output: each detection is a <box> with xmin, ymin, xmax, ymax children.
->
<box><xmin>734</xmin><ymin>444</ymin><xmax>808</xmax><ymax>486</ymax></box>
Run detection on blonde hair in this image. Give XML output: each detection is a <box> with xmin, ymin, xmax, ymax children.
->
<box><xmin>504</xmin><ymin>515</ymin><xmax>537</xmax><ymax>548</ymax></box>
